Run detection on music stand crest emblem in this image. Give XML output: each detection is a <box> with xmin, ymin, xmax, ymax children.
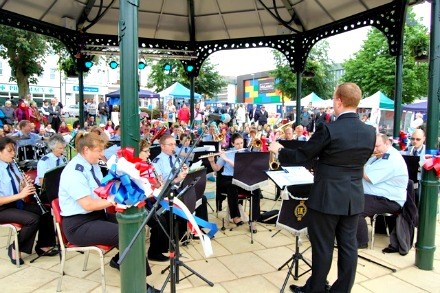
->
<box><xmin>294</xmin><ymin>200</ymin><xmax>307</xmax><ymax>221</ymax></box>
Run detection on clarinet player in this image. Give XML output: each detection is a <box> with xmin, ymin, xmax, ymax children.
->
<box><xmin>269</xmin><ymin>83</ymin><xmax>376</xmax><ymax>293</ymax></box>
<box><xmin>0</xmin><ymin>136</ymin><xmax>57</xmax><ymax>266</ymax></box>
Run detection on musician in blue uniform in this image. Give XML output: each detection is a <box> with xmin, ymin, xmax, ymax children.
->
<box><xmin>152</xmin><ymin>134</ymin><xmax>209</xmax><ymax>234</ymax></box>
<box><xmin>10</xmin><ymin>120</ymin><xmax>42</xmax><ymax>147</ymax></box>
<box><xmin>35</xmin><ymin>134</ymin><xmax>67</xmax><ymax>187</ymax></box>
<box><xmin>208</xmin><ymin>133</ymin><xmax>261</xmax><ymax>233</ymax></box>
<box><xmin>0</xmin><ymin>136</ymin><xmax>57</xmax><ymax>266</ymax></box>
<box><xmin>59</xmin><ymin>131</ymin><xmax>153</xmax><ymax>277</ymax></box>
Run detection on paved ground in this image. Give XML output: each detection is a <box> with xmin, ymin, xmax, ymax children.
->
<box><xmin>1</xmin><ymin>180</ymin><xmax>439</xmax><ymax>292</ymax></box>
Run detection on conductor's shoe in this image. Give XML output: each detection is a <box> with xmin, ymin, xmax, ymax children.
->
<box><xmin>146</xmin><ymin>283</ymin><xmax>160</xmax><ymax>293</ymax></box>
<box><xmin>289</xmin><ymin>284</ymin><xmax>305</xmax><ymax>293</ymax></box>
<box><xmin>148</xmin><ymin>253</ymin><xmax>169</xmax><ymax>262</ymax></box>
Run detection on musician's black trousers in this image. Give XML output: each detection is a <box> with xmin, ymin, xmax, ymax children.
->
<box><xmin>303</xmin><ymin>208</ymin><xmax>358</xmax><ymax>293</ymax></box>
<box><xmin>221</xmin><ymin>176</ymin><xmax>260</xmax><ymax>221</ymax></box>
<box><xmin>356</xmin><ymin>194</ymin><xmax>401</xmax><ymax>246</ymax></box>
<box><xmin>0</xmin><ymin>203</ymin><xmax>56</xmax><ymax>254</ymax></box>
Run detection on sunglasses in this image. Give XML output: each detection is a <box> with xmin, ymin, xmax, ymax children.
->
<box><xmin>410</xmin><ymin>138</ymin><xmax>422</xmax><ymax>141</ymax></box>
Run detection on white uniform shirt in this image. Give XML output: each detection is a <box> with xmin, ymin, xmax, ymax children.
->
<box><xmin>363</xmin><ymin>147</ymin><xmax>408</xmax><ymax>207</ymax></box>
<box><xmin>59</xmin><ymin>154</ymin><xmax>103</xmax><ymax>216</ymax></box>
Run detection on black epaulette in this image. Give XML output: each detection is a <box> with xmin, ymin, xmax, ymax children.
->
<box><xmin>75</xmin><ymin>164</ymin><xmax>84</xmax><ymax>172</ymax></box>
<box><xmin>41</xmin><ymin>156</ymin><xmax>49</xmax><ymax>161</ymax></box>
<box><xmin>152</xmin><ymin>157</ymin><xmax>160</xmax><ymax>163</ymax></box>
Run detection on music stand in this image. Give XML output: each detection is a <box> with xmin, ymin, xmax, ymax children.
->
<box><xmin>402</xmin><ymin>155</ymin><xmax>420</xmax><ymax>184</ymax></box>
<box><xmin>231</xmin><ymin>152</ymin><xmax>269</xmax><ymax>243</ymax></box>
<box><xmin>30</xmin><ymin>165</ymin><xmax>65</xmax><ymax>264</ymax></box>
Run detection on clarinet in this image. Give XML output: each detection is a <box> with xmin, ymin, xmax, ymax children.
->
<box><xmin>12</xmin><ymin>159</ymin><xmax>48</xmax><ymax>215</ymax></box>
<box><xmin>146</xmin><ymin>158</ymin><xmax>163</xmax><ymax>187</ymax></box>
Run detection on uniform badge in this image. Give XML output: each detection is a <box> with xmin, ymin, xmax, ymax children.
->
<box><xmin>75</xmin><ymin>164</ymin><xmax>84</xmax><ymax>172</ymax></box>
<box><xmin>41</xmin><ymin>156</ymin><xmax>49</xmax><ymax>161</ymax></box>
<box><xmin>152</xmin><ymin>157</ymin><xmax>160</xmax><ymax>163</ymax></box>
<box><xmin>382</xmin><ymin>153</ymin><xmax>390</xmax><ymax>160</ymax></box>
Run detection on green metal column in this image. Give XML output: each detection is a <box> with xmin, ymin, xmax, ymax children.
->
<box><xmin>189</xmin><ymin>75</ymin><xmax>195</xmax><ymax>124</ymax></box>
<box><xmin>118</xmin><ymin>0</ymin><xmax>145</xmax><ymax>292</ymax></box>
<box><xmin>295</xmin><ymin>71</ymin><xmax>302</xmax><ymax>126</ymax></box>
<box><xmin>416</xmin><ymin>0</ymin><xmax>440</xmax><ymax>270</ymax></box>
<box><xmin>392</xmin><ymin>51</ymin><xmax>404</xmax><ymax>148</ymax></box>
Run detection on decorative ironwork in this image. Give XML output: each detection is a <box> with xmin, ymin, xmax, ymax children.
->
<box><xmin>0</xmin><ymin>1</ymin><xmax>407</xmax><ymax>76</ymax></box>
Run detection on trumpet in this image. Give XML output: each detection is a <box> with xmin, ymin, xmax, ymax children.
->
<box><xmin>198</xmin><ymin>148</ymin><xmax>247</xmax><ymax>159</ymax></box>
<box><xmin>12</xmin><ymin>159</ymin><xmax>48</xmax><ymax>215</ymax></box>
<box><xmin>213</xmin><ymin>133</ymin><xmax>224</xmax><ymax>142</ymax></box>
<box><xmin>251</xmin><ymin>138</ymin><xmax>262</xmax><ymax>148</ymax></box>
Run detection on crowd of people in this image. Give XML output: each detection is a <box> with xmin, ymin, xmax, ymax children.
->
<box><xmin>0</xmin><ymin>87</ymin><xmax>436</xmax><ymax>293</ymax></box>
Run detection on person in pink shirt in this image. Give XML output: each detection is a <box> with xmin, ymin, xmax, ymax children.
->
<box><xmin>177</xmin><ymin>104</ymin><xmax>190</xmax><ymax>125</ymax></box>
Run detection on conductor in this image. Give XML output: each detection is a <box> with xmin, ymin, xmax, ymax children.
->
<box><xmin>269</xmin><ymin>83</ymin><xmax>376</xmax><ymax>293</ymax></box>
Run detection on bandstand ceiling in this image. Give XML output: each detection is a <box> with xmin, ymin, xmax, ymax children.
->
<box><xmin>0</xmin><ymin>0</ymin><xmax>421</xmax><ymax>42</ymax></box>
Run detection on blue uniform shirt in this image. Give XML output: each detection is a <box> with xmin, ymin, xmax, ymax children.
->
<box><xmin>35</xmin><ymin>152</ymin><xmax>67</xmax><ymax>186</ymax></box>
<box><xmin>59</xmin><ymin>154</ymin><xmax>103</xmax><ymax>216</ymax></box>
<box><xmin>10</xmin><ymin>131</ymin><xmax>42</xmax><ymax>147</ymax></box>
<box><xmin>0</xmin><ymin>160</ymin><xmax>22</xmax><ymax>197</ymax></box>
<box><xmin>216</xmin><ymin>151</ymin><xmax>236</xmax><ymax>176</ymax></box>
<box><xmin>363</xmin><ymin>147</ymin><xmax>408</xmax><ymax>207</ymax></box>
<box><xmin>152</xmin><ymin>151</ymin><xmax>181</xmax><ymax>181</ymax></box>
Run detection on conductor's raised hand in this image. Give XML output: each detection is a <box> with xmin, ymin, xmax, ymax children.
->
<box><xmin>269</xmin><ymin>141</ymin><xmax>283</xmax><ymax>155</ymax></box>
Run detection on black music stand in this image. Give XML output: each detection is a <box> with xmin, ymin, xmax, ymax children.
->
<box><xmin>276</xmin><ymin>183</ymin><xmax>313</xmax><ymax>293</ymax></box>
<box><xmin>30</xmin><ymin>165</ymin><xmax>65</xmax><ymax>264</ymax></box>
<box><xmin>160</xmin><ymin>182</ymin><xmax>214</xmax><ymax>291</ymax></box>
<box><xmin>231</xmin><ymin>152</ymin><xmax>269</xmax><ymax>243</ymax></box>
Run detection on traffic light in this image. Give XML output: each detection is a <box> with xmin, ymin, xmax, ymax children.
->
<box><xmin>84</xmin><ymin>61</ymin><xmax>93</xmax><ymax>69</ymax></box>
<box><xmin>163</xmin><ymin>63</ymin><xmax>172</xmax><ymax>72</ymax></box>
<box><xmin>79</xmin><ymin>55</ymin><xmax>95</xmax><ymax>72</ymax></box>
<box><xmin>186</xmin><ymin>65</ymin><xmax>194</xmax><ymax>73</ymax></box>
<box><xmin>109</xmin><ymin>60</ymin><xmax>119</xmax><ymax>69</ymax></box>
<box><xmin>138</xmin><ymin>61</ymin><xmax>147</xmax><ymax>70</ymax></box>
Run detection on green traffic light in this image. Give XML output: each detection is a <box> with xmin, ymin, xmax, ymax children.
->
<box><xmin>84</xmin><ymin>61</ymin><xmax>94</xmax><ymax>69</ymax></box>
<box><xmin>109</xmin><ymin>60</ymin><xmax>119</xmax><ymax>69</ymax></box>
<box><xmin>186</xmin><ymin>65</ymin><xmax>194</xmax><ymax>72</ymax></box>
<box><xmin>138</xmin><ymin>61</ymin><xmax>146</xmax><ymax>70</ymax></box>
<box><xmin>163</xmin><ymin>64</ymin><xmax>172</xmax><ymax>71</ymax></box>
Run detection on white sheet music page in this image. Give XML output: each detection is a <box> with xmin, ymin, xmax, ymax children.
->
<box><xmin>266</xmin><ymin>167</ymin><xmax>314</xmax><ymax>188</ymax></box>
<box><xmin>282</xmin><ymin>167</ymin><xmax>314</xmax><ymax>184</ymax></box>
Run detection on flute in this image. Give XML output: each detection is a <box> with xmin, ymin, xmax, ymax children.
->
<box><xmin>12</xmin><ymin>159</ymin><xmax>48</xmax><ymax>215</ymax></box>
<box><xmin>198</xmin><ymin>148</ymin><xmax>247</xmax><ymax>159</ymax></box>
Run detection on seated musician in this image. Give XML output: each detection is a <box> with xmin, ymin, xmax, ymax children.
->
<box><xmin>175</xmin><ymin>133</ymin><xmax>193</xmax><ymax>164</ymax></box>
<box><xmin>294</xmin><ymin>125</ymin><xmax>308</xmax><ymax>141</ymax></box>
<box><xmin>357</xmin><ymin>133</ymin><xmax>408</xmax><ymax>249</ymax></box>
<box><xmin>0</xmin><ymin>137</ymin><xmax>57</xmax><ymax>266</ymax></box>
<box><xmin>152</xmin><ymin>134</ymin><xmax>209</xmax><ymax>233</ymax></box>
<box><xmin>58</xmin><ymin>131</ymin><xmax>154</xmax><ymax>279</ymax></box>
<box><xmin>207</xmin><ymin>133</ymin><xmax>261</xmax><ymax>233</ymax></box>
<box><xmin>282</xmin><ymin>126</ymin><xmax>294</xmax><ymax>141</ymax></box>
<box><xmin>10</xmin><ymin>120</ymin><xmax>42</xmax><ymax>147</ymax></box>
<box><xmin>34</xmin><ymin>134</ymin><xmax>67</xmax><ymax>188</ymax></box>
<box><xmin>138</xmin><ymin>139</ymin><xmax>170</xmax><ymax>262</ymax></box>
<box><xmin>202</xmin><ymin>122</ymin><xmax>217</xmax><ymax>142</ymax></box>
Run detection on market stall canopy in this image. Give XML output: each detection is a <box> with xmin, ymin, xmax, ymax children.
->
<box><xmin>106</xmin><ymin>89</ymin><xmax>160</xmax><ymax>106</ymax></box>
<box><xmin>159</xmin><ymin>82</ymin><xmax>202</xmax><ymax>100</ymax></box>
<box><xmin>402</xmin><ymin>101</ymin><xmax>427</xmax><ymax>113</ymax></box>
<box><xmin>359</xmin><ymin>91</ymin><xmax>394</xmax><ymax>110</ymax></box>
<box><xmin>284</xmin><ymin>92</ymin><xmax>327</xmax><ymax>107</ymax></box>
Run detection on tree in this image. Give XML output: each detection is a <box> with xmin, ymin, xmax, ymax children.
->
<box><xmin>270</xmin><ymin>40</ymin><xmax>335</xmax><ymax>103</ymax></box>
<box><xmin>146</xmin><ymin>59</ymin><xmax>226</xmax><ymax>98</ymax></box>
<box><xmin>0</xmin><ymin>25</ymin><xmax>48</xmax><ymax>97</ymax></box>
<box><xmin>342</xmin><ymin>10</ymin><xmax>429</xmax><ymax>103</ymax></box>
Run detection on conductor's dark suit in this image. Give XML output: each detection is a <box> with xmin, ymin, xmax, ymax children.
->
<box><xmin>278</xmin><ymin>112</ymin><xmax>375</xmax><ymax>292</ymax></box>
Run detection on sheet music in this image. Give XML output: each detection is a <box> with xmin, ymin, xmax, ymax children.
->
<box><xmin>193</xmin><ymin>146</ymin><xmax>215</xmax><ymax>152</ymax></box>
<box><xmin>189</xmin><ymin>160</ymin><xmax>203</xmax><ymax>172</ymax></box>
<box><xmin>266</xmin><ymin>166</ymin><xmax>314</xmax><ymax>188</ymax></box>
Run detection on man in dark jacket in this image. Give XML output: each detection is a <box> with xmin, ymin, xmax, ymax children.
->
<box><xmin>255</xmin><ymin>105</ymin><xmax>268</xmax><ymax>126</ymax></box>
<box><xmin>269</xmin><ymin>83</ymin><xmax>376</xmax><ymax>293</ymax></box>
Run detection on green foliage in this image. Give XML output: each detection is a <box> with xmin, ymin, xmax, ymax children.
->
<box><xmin>0</xmin><ymin>25</ymin><xmax>48</xmax><ymax>97</ymax></box>
<box><xmin>146</xmin><ymin>59</ymin><xmax>226</xmax><ymax>98</ymax></box>
<box><xmin>270</xmin><ymin>41</ymin><xmax>335</xmax><ymax>102</ymax></box>
<box><xmin>342</xmin><ymin>10</ymin><xmax>429</xmax><ymax>103</ymax></box>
